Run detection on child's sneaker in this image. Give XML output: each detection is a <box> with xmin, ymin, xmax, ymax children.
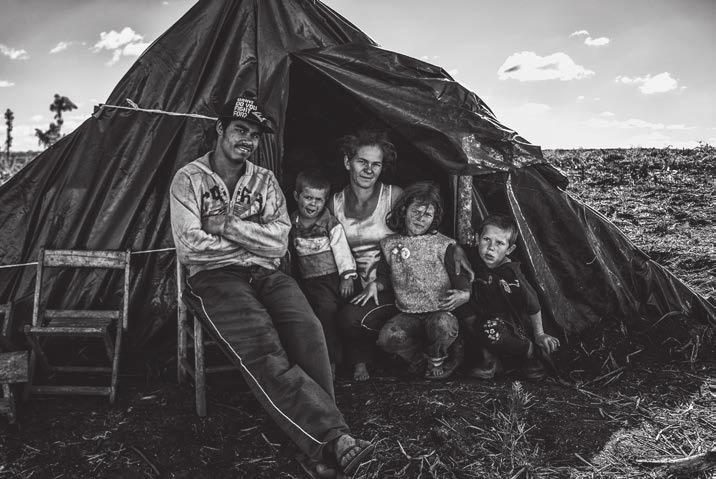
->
<box><xmin>522</xmin><ymin>357</ymin><xmax>546</xmax><ymax>381</ymax></box>
<box><xmin>468</xmin><ymin>358</ymin><xmax>504</xmax><ymax>379</ymax></box>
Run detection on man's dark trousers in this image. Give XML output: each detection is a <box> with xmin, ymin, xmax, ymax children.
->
<box><xmin>184</xmin><ymin>265</ymin><xmax>349</xmax><ymax>460</ymax></box>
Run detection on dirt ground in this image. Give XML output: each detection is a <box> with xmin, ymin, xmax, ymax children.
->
<box><xmin>1</xmin><ymin>147</ymin><xmax>714</xmax><ymax>479</ymax></box>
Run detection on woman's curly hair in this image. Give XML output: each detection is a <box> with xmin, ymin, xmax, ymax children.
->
<box><xmin>386</xmin><ymin>181</ymin><xmax>444</xmax><ymax>235</ymax></box>
<box><xmin>337</xmin><ymin>129</ymin><xmax>397</xmax><ymax>174</ymax></box>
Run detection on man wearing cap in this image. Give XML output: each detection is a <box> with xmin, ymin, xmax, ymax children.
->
<box><xmin>170</xmin><ymin>95</ymin><xmax>373</xmax><ymax>476</ymax></box>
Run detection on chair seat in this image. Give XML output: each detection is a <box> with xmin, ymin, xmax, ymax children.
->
<box><xmin>0</xmin><ymin>351</ymin><xmax>29</xmax><ymax>384</ymax></box>
<box><xmin>28</xmin><ymin>311</ymin><xmax>117</xmax><ymax>337</ymax></box>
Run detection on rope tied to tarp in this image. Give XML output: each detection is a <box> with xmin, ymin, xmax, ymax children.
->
<box><xmin>94</xmin><ymin>98</ymin><xmax>217</xmax><ymax>121</ymax></box>
<box><xmin>0</xmin><ymin>247</ymin><xmax>177</xmax><ymax>270</ymax></box>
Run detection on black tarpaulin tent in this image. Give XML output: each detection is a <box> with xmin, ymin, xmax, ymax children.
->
<box><xmin>0</xmin><ymin>0</ymin><xmax>712</xmax><ymax>350</ymax></box>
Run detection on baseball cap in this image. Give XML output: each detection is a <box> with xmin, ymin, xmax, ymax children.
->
<box><xmin>218</xmin><ymin>94</ymin><xmax>274</xmax><ymax>133</ymax></box>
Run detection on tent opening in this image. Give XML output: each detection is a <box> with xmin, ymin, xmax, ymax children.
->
<box><xmin>281</xmin><ymin>58</ymin><xmax>456</xmax><ymax>233</ymax></box>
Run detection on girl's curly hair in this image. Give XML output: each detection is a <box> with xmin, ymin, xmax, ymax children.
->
<box><xmin>386</xmin><ymin>181</ymin><xmax>444</xmax><ymax>235</ymax></box>
<box><xmin>337</xmin><ymin>129</ymin><xmax>397</xmax><ymax>174</ymax></box>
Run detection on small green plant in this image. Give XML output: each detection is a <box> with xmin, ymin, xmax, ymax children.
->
<box><xmin>491</xmin><ymin>381</ymin><xmax>539</xmax><ymax>475</ymax></box>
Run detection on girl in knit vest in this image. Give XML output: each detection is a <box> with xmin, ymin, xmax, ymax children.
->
<box><xmin>373</xmin><ymin>182</ymin><xmax>472</xmax><ymax>379</ymax></box>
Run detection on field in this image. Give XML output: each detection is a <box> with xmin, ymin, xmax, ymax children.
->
<box><xmin>0</xmin><ymin>147</ymin><xmax>714</xmax><ymax>479</ymax></box>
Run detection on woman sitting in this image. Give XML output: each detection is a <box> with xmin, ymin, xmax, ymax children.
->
<box><xmin>328</xmin><ymin>130</ymin><xmax>403</xmax><ymax>381</ymax></box>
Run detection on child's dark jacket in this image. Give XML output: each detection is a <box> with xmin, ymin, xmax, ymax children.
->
<box><xmin>470</xmin><ymin>257</ymin><xmax>540</xmax><ymax>336</ymax></box>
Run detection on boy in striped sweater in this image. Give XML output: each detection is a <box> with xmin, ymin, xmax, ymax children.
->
<box><xmin>290</xmin><ymin>169</ymin><xmax>358</xmax><ymax>377</ymax></box>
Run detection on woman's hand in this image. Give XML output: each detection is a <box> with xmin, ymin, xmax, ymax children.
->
<box><xmin>350</xmin><ymin>281</ymin><xmax>379</xmax><ymax>307</ymax></box>
<box><xmin>453</xmin><ymin>245</ymin><xmax>475</xmax><ymax>282</ymax></box>
<box><xmin>438</xmin><ymin>289</ymin><xmax>470</xmax><ymax>311</ymax></box>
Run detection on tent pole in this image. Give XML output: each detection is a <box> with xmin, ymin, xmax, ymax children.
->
<box><xmin>457</xmin><ymin>175</ymin><xmax>476</xmax><ymax>245</ymax></box>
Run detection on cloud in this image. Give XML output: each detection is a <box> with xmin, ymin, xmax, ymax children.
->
<box><xmin>0</xmin><ymin>44</ymin><xmax>29</xmax><ymax>60</ymax></box>
<box><xmin>615</xmin><ymin>72</ymin><xmax>679</xmax><ymax>94</ymax></box>
<box><xmin>49</xmin><ymin>41</ymin><xmax>85</xmax><ymax>54</ymax></box>
<box><xmin>570</xmin><ymin>31</ymin><xmax>610</xmax><ymax>47</ymax></box>
<box><xmin>93</xmin><ymin>27</ymin><xmax>143</xmax><ymax>50</ymax></box>
<box><xmin>577</xmin><ymin>95</ymin><xmax>585</xmax><ymax>101</ymax></box>
<box><xmin>498</xmin><ymin>51</ymin><xmax>594</xmax><ymax>81</ymax></box>
<box><xmin>31</xmin><ymin>115</ymin><xmax>44</xmax><ymax>122</ymax></box>
<box><xmin>583</xmin><ymin>116</ymin><xmax>695</xmax><ymax>130</ymax></box>
<box><xmin>447</xmin><ymin>68</ymin><xmax>459</xmax><ymax>77</ymax></box>
<box><xmin>93</xmin><ymin>27</ymin><xmax>147</xmax><ymax>65</ymax></box>
<box><xmin>50</xmin><ymin>42</ymin><xmax>70</xmax><ymax>54</ymax></box>
<box><xmin>514</xmin><ymin>103</ymin><xmax>551</xmax><ymax>115</ymax></box>
<box><xmin>624</xmin><ymin>131</ymin><xmax>703</xmax><ymax>148</ymax></box>
<box><xmin>122</xmin><ymin>42</ymin><xmax>149</xmax><ymax>56</ymax></box>
<box><xmin>584</xmin><ymin>36</ymin><xmax>610</xmax><ymax>47</ymax></box>
<box><xmin>0</xmin><ymin>80</ymin><xmax>15</xmax><ymax>87</ymax></box>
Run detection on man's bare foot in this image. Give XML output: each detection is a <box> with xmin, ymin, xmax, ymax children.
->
<box><xmin>353</xmin><ymin>362</ymin><xmax>369</xmax><ymax>381</ymax></box>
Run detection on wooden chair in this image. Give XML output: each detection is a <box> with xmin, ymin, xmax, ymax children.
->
<box><xmin>176</xmin><ymin>260</ymin><xmax>238</xmax><ymax>417</ymax></box>
<box><xmin>1</xmin><ymin>302</ymin><xmax>29</xmax><ymax>423</ymax></box>
<box><xmin>24</xmin><ymin>249</ymin><xmax>131</xmax><ymax>403</ymax></box>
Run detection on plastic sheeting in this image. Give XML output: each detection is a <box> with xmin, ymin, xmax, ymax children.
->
<box><xmin>0</xmin><ymin>0</ymin><xmax>712</xmax><ymax>349</ymax></box>
<box><xmin>474</xmin><ymin>167</ymin><xmax>714</xmax><ymax>334</ymax></box>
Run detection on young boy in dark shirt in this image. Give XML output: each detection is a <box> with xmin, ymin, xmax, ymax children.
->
<box><xmin>464</xmin><ymin>214</ymin><xmax>560</xmax><ymax>380</ymax></box>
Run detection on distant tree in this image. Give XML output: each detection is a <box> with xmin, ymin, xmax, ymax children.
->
<box><xmin>35</xmin><ymin>123</ymin><xmax>60</xmax><ymax>148</ymax></box>
<box><xmin>50</xmin><ymin>94</ymin><xmax>77</xmax><ymax>132</ymax></box>
<box><xmin>35</xmin><ymin>93</ymin><xmax>78</xmax><ymax>148</ymax></box>
<box><xmin>4</xmin><ymin>108</ymin><xmax>13</xmax><ymax>165</ymax></box>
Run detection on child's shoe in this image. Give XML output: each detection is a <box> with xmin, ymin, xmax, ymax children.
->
<box><xmin>523</xmin><ymin>357</ymin><xmax>546</xmax><ymax>381</ymax></box>
<box><xmin>468</xmin><ymin>350</ymin><xmax>503</xmax><ymax>379</ymax></box>
<box><xmin>468</xmin><ymin>360</ymin><xmax>504</xmax><ymax>379</ymax></box>
<box><xmin>523</xmin><ymin>342</ymin><xmax>548</xmax><ymax>380</ymax></box>
<box><xmin>468</xmin><ymin>348</ymin><xmax>502</xmax><ymax>379</ymax></box>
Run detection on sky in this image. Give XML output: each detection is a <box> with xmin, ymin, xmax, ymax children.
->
<box><xmin>1</xmin><ymin>0</ymin><xmax>714</xmax><ymax>151</ymax></box>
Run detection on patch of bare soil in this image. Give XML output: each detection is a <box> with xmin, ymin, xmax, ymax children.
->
<box><xmin>1</xmin><ymin>147</ymin><xmax>714</xmax><ymax>478</ymax></box>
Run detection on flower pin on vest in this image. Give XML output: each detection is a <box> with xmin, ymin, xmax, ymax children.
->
<box><xmin>391</xmin><ymin>243</ymin><xmax>411</xmax><ymax>261</ymax></box>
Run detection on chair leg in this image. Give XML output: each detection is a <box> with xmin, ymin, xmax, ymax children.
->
<box><xmin>102</xmin><ymin>333</ymin><xmax>115</xmax><ymax>362</ymax></box>
<box><xmin>3</xmin><ymin>383</ymin><xmax>17</xmax><ymax>424</ymax></box>
<box><xmin>109</xmin><ymin>322</ymin><xmax>122</xmax><ymax>404</ymax></box>
<box><xmin>23</xmin><ymin>350</ymin><xmax>36</xmax><ymax>401</ymax></box>
<box><xmin>193</xmin><ymin>318</ymin><xmax>207</xmax><ymax>417</ymax></box>
<box><xmin>24</xmin><ymin>328</ymin><xmax>52</xmax><ymax>373</ymax></box>
<box><xmin>177</xmin><ymin>261</ymin><xmax>188</xmax><ymax>385</ymax></box>
<box><xmin>177</xmin><ymin>321</ymin><xmax>188</xmax><ymax>385</ymax></box>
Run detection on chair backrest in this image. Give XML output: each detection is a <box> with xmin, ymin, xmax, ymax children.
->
<box><xmin>43</xmin><ymin>250</ymin><xmax>129</xmax><ymax>269</ymax></box>
<box><xmin>32</xmin><ymin>249</ymin><xmax>131</xmax><ymax>330</ymax></box>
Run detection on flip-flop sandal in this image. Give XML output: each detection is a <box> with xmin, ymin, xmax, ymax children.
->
<box><xmin>338</xmin><ymin>439</ymin><xmax>375</xmax><ymax>475</ymax></box>
<box><xmin>295</xmin><ymin>453</ymin><xmax>337</xmax><ymax>479</ymax></box>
